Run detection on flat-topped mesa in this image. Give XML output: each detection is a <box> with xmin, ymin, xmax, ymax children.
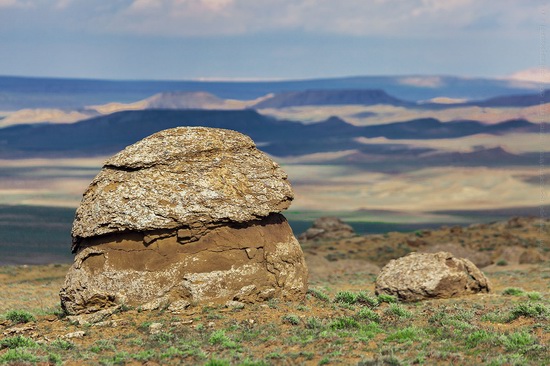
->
<box><xmin>71</xmin><ymin>127</ymin><xmax>293</xmax><ymax>251</ymax></box>
<box><xmin>61</xmin><ymin>127</ymin><xmax>307</xmax><ymax>316</ymax></box>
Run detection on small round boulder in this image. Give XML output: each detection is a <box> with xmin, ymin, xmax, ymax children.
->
<box><xmin>375</xmin><ymin>251</ymin><xmax>491</xmax><ymax>302</ymax></box>
<box><xmin>298</xmin><ymin>217</ymin><xmax>355</xmax><ymax>242</ymax></box>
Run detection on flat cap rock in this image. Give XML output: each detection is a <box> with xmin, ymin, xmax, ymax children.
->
<box><xmin>375</xmin><ymin>251</ymin><xmax>491</xmax><ymax>302</ymax></box>
<box><xmin>71</xmin><ymin>127</ymin><xmax>293</xmax><ymax>249</ymax></box>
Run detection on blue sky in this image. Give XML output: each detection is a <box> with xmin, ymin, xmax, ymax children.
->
<box><xmin>0</xmin><ymin>0</ymin><xmax>546</xmax><ymax>80</ymax></box>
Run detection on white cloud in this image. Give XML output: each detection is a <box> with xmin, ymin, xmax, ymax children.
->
<box><xmin>0</xmin><ymin>0</ymin><xmax>32</xmax><ymax>8</ymax></box>
<box><xmin>107</xmin><ymin>0</ymin><xmax>541</xmax><ymax>38</ymax></box>
<box><xmin>129</xmin><ymin>0</ymin><xmax>162</xmax><ymax>11</ymax></box>
<box><xmin>129</xmin><ymin>0</ymin><xmax>233</xmax><ymax>13</ymax></box>
<box><xmin>200</xmin><ymin>0</ymin><xmax>233</xmax><ymax>11</ymax></box>
<box><xmin>0</xmin><ymin>0</ymin><xmax>17</xmax><ymax>6</ymax></box>
<box><xmin>508</xmin><ymin>68</ymin><xmax>550</xmax><ymax>84</ymax></box>
<box><xmin>1</xmin><ymin>0</ymin><xmax>544</xmax><ymax>39</ymax></box>
<box><xmin>55</xmin><ymin>0</ymin><xmax>72</xmax><ymax>9</ymax></box>
<box><xmin>398</xmin><ymin>76</ymin><xmax>444</xmax><ymax>88</ymax></box>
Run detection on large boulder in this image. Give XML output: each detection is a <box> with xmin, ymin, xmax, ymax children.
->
<box><xmin>299</xmin><ymin>217</ymin><xmax>355</xmax><ymax>242</ymax></box>
<box><xmin>60</xmin><ymin>127</ymin><xmax>308</xmax><ymax>315</ymax></box>
<box><xmin>375</xmin><ymin>252</ymin><xmax>491</xmax><ymax>302</ymax></box>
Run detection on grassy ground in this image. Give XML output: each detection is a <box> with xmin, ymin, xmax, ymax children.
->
<box><xmin>0</xmin><ymin>263</ymin><xmax>548</xmax><ymax>365</ymax></box>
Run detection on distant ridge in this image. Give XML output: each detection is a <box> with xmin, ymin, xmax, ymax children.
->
<box><xmin>328</xmin><ymin>145</ymin><xmax>535</xmax><ymax>170</ymax></box>
<box><xmin>466</xmin><ymin>90</ymin><xmax>550</xmax><ymax>107</ymax></box>
<box><xmin>361</xmin><ymin>118</ymin><xmax>540</xmax><ymax>139</ymax></box>
<box><xmin>420</xmin><ymin>90</ymin><xmax>550</xmax><ymax>109</ymax></box>
<box><xmin>253</xmin><ymin>89</ymin><xmax>412</xmax><ymax>108</ymax></box>
<box><xmin>0</xmin><ymin>74</ymin><xmax>543</xmax><ymax>110</ymax></box>
<box><xmin>144</xmin><ymin>91</ymin><xmax>226</xmax><ymax>109</ymax></box>
<box><xmin>0</xmin><ymin>109</ymin><xmax>542</xmax><ymax>159</ymax></box>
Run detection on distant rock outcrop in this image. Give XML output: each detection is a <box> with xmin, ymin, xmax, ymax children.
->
<box><xmin>60</xmin><ymin>127</ymin><xmax>308</xmax><ymax>315</ymax></box>
<box><xmin>144</xmin><ymin>91</ymin><xmax>225</xmax><ymax>109</ymax></box>
<box><xmin>375</xmin><ymin>252</ymin><xmax>491</xmax><ymax>302</ymax></box>
<box><xmin>299</xmin><ymin>217</ymin><xmax>355</xmax><ymax>242</ymax></box>
<box><xmin>253</xmin><ymin>89</ymin><xmax>411</xmax><ymax>109</ymax></box>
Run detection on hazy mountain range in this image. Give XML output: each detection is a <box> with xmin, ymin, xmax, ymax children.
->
<box><xmin>0</xmin><ymin>74</ymin><xmax>546</xmax><ymax>111</ymax></box>
<box><xmin>0</xmin><ymin>108</ymin><xmax>542</xmax><ymax>169</ymax></box>
<box><xmin>3</xmin><ymin>86</ymin><xmax>549</xmax><ymax>129</ymax></box>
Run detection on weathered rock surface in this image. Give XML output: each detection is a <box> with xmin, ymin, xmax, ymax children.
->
<box><xmin>375</xmin><ymin>252</ymin><xmax>491</xmax><ymax>302</ymax></box>
<box><xmin>495</xmin><ymin>246</ymin><xmax>547</xmax><ymax>265</ymax></box>
<box><xmin>61</xmin><ymin>127</ymin><xmax>307</xmax><ymax>315</ymax></box>
<box><xmin>71</xmin><ymin>127</ymin><xmax>293</xmax><ymax>249</ymax></box>
<box><xmin>298</xmin><ymin>217</ymin><xmax>355</xmax><ymax>242</ymax></box>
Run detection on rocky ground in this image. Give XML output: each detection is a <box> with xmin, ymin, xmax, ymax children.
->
<box><xmin>0</xmin><ymin>217</ymin><xmax>549</xmax><ymax>365</ymax></box>
<box><xmin>303</xmin><ymin>216</ymin><xmax>549</xmax><ymax>280</ymax></box>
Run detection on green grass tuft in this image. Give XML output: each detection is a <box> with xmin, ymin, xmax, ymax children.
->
<box><xmin>500</xmin><ymin>331</ymin><xmax>537</xmax><ymax>352</ymax></box>
<box><xmin>385</xmin><ymin>326</ymin><xmax>421</xmax><ymax>343</ymax></box>
<box><xmin>508</xmin><ymin>302</ymin><xmax>549</xmax><ymax>321</ymax></box>
<box><xmin>132</xmin><ymin>349</ymin><xmax>156</xmax><ymax>361</ymax></box>
<box><xmin>0</xmin><ymin>348</ymin><xmax>39</xmax><ymax>363</ymax></box>
<box><xmin>356</xmin><ymin>292</ymin><xmax>380</xmax><ymax>308</ymax></box>
<box><xmin>307</xmin><ymin>288</ymin><xmax>331</xmax><ymax>302</ymax></box>
<box><xmin>51</xmin><ymin>338</ymin><xmax>74</xmax><ymax>350</ymax></box>
<box><xmin>334</xmin><ymin>291</ymin><xmax>358</xmax><ymax>305</ymax></box>
<box><xmin>4</xmin><ymin>310</ymin><xmax>35</xmax><ymax>324</ymax></box>
<box><xmin>305</xmin><ymin>317</ymin><xmax>323</xmax><ymax>329</ymax></box>
<box><xmin>385</xmin><ymin>303</ymin><xmax>412</xmax><ymax>319</ymax></box>
<box><xmin>465</xmin><ymin>330</ymin><xmax>497</xmax><ymax>349</ymax></box>
<box><xmin>377</xmin><ymin>293</ymin><xmax>398</xmax><ymax>304</ymax></box>
<box><xmin>330</xmin><ymin>316</ymin><xmax>360</xmax><ymax>330</ymax></box>
<box><xmin>282</xmin><ymin>314</ymin><xmax>301</xmax><ymax>326</ymax></box>
<box><xmin>526</xmin><ymin>291</ymin><xmax>543</xmax><ymax>301</ymax></box>
<box><xmin>502</xmin><ymin>287</ymin><xmax>525</xmax><ymax>296</ymax></box>
<box><xmin>208</xmin><ymin>330</ymin><xmax>238</xmax><ymax>349</ymax></box>
<box><xmin>204</xmin><ymin>359</ymin><xmax>231</xmax><ymax>366</ymax></box>
<box><xmin>0</xmin><ymin>335</ymin><xmax>37</xmax><ymax>349</ymax></box>
<box><xmin>356</xmin><ymin>308</ymin><xmax>381</xmax><ymax>323</ymax></box>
